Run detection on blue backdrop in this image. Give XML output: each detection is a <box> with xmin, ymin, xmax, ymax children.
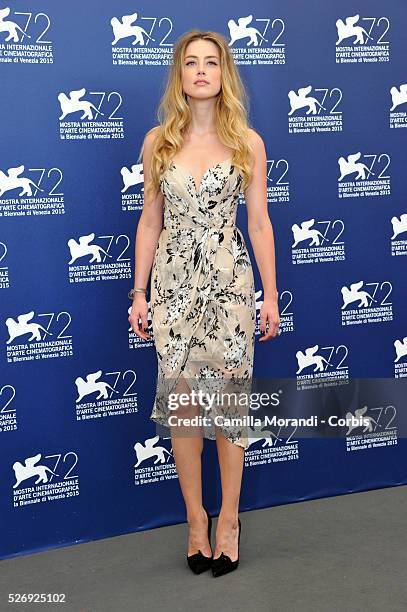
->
<box><xmin>1</xmin><ymin>1</ymin><xmax>406</xmax><ymax>560</ymax></box>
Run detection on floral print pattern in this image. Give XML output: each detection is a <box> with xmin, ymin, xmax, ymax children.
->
<box><xmin>149</xmin><ymin>159</ymin><xmax>256</xmax><ymax>449</ymax></box>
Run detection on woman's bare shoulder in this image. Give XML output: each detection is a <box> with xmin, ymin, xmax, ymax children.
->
<box><xmin>144</xmin><ymin>125</ymin><xmax>161</xmax><ymax>145</ymax></box>
<box><xmin>247</xmin><ymin>127</ymin><xmax>265</xmax><ymax>149</ymax></box>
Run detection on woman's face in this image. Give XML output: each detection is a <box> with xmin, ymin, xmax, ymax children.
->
<box><xmin>181</xmin><ymin>39</ymin><xmax>222</xmax><ymax>101</ymax></box>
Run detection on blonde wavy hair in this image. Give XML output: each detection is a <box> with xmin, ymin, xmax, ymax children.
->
<box><xmin>138</xmin><ymin>29</ymin><xmax>256</xmax><ymax>199</ymax></box>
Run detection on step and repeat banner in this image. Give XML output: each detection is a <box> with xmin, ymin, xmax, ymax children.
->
<box><xmin>1</xmin><ymin>1</ymin><xmax>406</xmax><ymax>560</ymax></box>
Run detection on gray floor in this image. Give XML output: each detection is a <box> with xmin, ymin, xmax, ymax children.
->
<box><xmin>1</xmin><ymin>485</ymin><xmax>406</xmax><ymax>612</ymax></box>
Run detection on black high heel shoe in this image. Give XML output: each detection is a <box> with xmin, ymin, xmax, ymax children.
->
<box><xmin>211</xmin><ymin>517</ymin><xmax>241</xmax><ymax>577</ymax></box>
<box><xmin>186</xmin><ymin>507</ymin><xmax>213</xmax><ymax>574</ymax></box>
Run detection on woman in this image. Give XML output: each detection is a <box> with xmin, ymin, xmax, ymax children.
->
<box><xmin>129</xmin><ymin>30</ymin><xmax>280</xmax><ymax>577</ymax></box>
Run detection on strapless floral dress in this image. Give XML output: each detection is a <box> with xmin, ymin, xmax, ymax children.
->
<box><xmin>149</xmin><ymin>158</ymin><xmax>256</xmax><ymax>449</ymax></box>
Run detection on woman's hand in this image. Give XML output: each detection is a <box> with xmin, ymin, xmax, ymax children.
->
<box><xmin>258</xmin><ymin>297</ymin><xmax>280</xmax><ymax>342</ymax></box>
<box><xmin>128</xmin><ymin>295</ymin><xmax>150</xmax><ymax>340</ymax></box>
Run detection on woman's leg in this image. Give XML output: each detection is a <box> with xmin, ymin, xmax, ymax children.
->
<box><xmin>213</xmin><ymin>428</ymin><xmax>244</xmax><ymax>562</ymax></box>
<box><xmin>170</xmin><ymin>375</ymin><xmax>212</xmax><ymax>557</ymax></box>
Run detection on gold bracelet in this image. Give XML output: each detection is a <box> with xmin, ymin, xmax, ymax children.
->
<box><xmin>128</xmin><ymin>287</ymin><xmax>147</xmax><ymax>299</ymax></box>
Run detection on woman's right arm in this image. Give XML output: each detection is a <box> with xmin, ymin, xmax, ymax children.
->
<box><xmin>129</xmin><ymin>128</ymin><xmax>164</xmax><ymax>340</ymax></box>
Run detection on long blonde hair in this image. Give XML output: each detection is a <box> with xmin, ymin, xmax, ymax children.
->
<box><xmin>138</xmin><ymin>29</ymin><xmax>256</xmax><ymax>199</ymax></box>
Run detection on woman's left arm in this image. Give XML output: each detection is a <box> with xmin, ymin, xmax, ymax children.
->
<box><xmin>244</xmin><ymin>129</ymin><xmax>280</xmax><ymax>341</ymax></box>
